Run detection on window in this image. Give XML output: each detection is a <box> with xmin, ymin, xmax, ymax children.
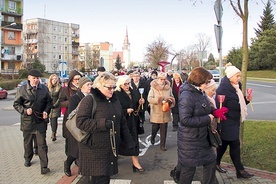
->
<box><xmin>65</xmin><ymin>46</ymin><xmax>68</xmax><ymax>51</ymax></box>
<box><xmin>65</xmin><ymin>37</ymin><xmax>67</xmax><ymax>42</ymax></box>
<box><xmin>8</xmin><ymin>1</ymin><xmax>16</xmax><ymax>10</ymax></box>
<box><xmin>8</xmin><ymin>47</ymin><xmax>15</xmax><ymax>55</ymax></box>
<box><xmin>8</xmin><ymin>16</ymin><xmax>15</xmax><ymax>22</ymax></box>
<box><xmin>53</xmin><ymin>55</ymin><xmax>56</xmax><ymax>59</ymax></box>
<box><xmin>58</xmin><ymin>55</ymin><xmax>62</xmax><ymax>60</ymax></box>
<box><xmin>53</xmin><ymin>35</ymin><xmax>57</xmax><ymax>40</ymax></box>
<box><xmin>8</xmin><ymin>32</ymin><xmax>15</xmax><ymax>39</ymax></box>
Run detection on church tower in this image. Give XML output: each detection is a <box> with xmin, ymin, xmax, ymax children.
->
<box><xmin>123</xmin><ymin>27</ymin><xmax>130</xmax><ymax>69</ymax></box>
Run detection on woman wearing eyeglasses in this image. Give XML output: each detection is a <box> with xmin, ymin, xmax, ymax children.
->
<box><xmin>76</xmin><ymin>72</ymin><xmax>135</xmax><ymax>184</ymax></box>
<box><xmin>59</xmin><ymin>70</ymin><xmax>82</xmax><ymax>174</ymax></box>
<box><xmin>148</xmin><ymin>72</ymin><xmax>175</xmax><ymax>151</ymax></box>
<box><xmin>177</xmin><ymin>67</ymin><xmax>217</xmax><ymax>184</ymax></box>
<box><xmin>115</xmin><ymin>75</ymin><xmax>145</xmax><ymax>173</ymax></box>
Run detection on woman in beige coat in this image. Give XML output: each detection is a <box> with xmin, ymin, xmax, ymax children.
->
<box><xmin>148</xmin><ymin>72</ymin><xmax>175</xmax><ymax>151</ymax></box>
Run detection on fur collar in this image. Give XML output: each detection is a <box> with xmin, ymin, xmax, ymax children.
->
<box><xmin>150</xmin><ymin>79</ymin><xmax>171</xmax><ymax>91</ymax></box>
<box><xmin>91</xmin><ymin>88</ymin><xmax>118</xmax><ymax>102</ymax></box>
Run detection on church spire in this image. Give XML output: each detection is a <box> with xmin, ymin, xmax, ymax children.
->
<box><xmin>124</xmin><ymin>27</ymin><xmax>129</xmax><ymax>44</ymax></box>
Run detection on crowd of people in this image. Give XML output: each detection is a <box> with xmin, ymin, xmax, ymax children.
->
<box><xmin>13</xmin><ymin>65</ymin><xmax>254</xmax><ymax>183</ymax></box>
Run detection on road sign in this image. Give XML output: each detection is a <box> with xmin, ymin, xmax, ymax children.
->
<box><xmin>58</xmin><ymin>61</ymin><xmax>68</xmax><ymax>78</ymax></box>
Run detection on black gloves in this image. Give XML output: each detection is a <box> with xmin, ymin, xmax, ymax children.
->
<box><xmin>105</xmin><ymin>120</ymin><xmax>113</xmax><ymax>129</ymax></box>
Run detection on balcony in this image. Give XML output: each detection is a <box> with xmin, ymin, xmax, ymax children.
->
<box><xmin>72</xmin><ymin>41</ymin><xmax>79</xmax><ymax>46</ymax></box>
<box><xmin>1</xmin><ymin>8</ymin><xmax>23</xmax><ymax>16</ymax></box>
<box><xmin>1</xmin><ymin>21</ymin><xmax>23</xmax><ymax>30</ymax></box>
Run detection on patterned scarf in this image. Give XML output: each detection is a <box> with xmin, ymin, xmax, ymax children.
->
<box><xmin>233</xmin><ymin>84</ymin><xmax>247</xmax><ymax>121</ymax></box>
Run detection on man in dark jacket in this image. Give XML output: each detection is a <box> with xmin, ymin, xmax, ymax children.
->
<box><xmin>13</xmin><ymin>69</ymin><xmax>52</xmax><ymax>174</ymax></box>
<box><xmin>130</xmin><ymin>71</ymin><xmax>149</xmax><ymax>123</ymax></box>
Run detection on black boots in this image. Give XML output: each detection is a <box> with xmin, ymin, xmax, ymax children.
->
<box><xmin>64</xmin><ymin>161</ymin><xmax>72</xmax><ymax>177</ymax></box>
<box><xmin>170</xmin><ymin>166</ymin><xmax>180</xmax><ymax>183</ymax></box>
<box><xmin>216</xmin><ymin>165</ymin><xmax>227</xmax><ymax>173</ymax></box>
<box><xmin>51</xmin><ymin>132</ymin><xmax>56</xmax><ymax>141</ymax></box>
<box><xmin>236</xmin><ymin>170</ymin><xmax>254</xmax><ymax>178</ymax></box>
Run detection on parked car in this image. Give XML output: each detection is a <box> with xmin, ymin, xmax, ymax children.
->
<box><xmin>17</xmin><ymin>80</ymin><xmax>28</xmax><ymax>88</ymax></box>
<box><xmin>208</xmin><ymin>69</ymin><xmax>220</xmax><ymax>82</ymax></box>
<box><xmin>0</xmin><ymin>87</ymin><xmax>8</xmax><ymax>99</ymax></box>
<box><xmin>40</xmin><ymin>78</ymin><xmax>49</xmax><ymax>85</ymax></box>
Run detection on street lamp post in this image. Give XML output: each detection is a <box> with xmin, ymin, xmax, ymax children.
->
<box><xmin>0</xmin><ymin>22</ymin><xmax>17</xmax><ymax>73</ymax></box>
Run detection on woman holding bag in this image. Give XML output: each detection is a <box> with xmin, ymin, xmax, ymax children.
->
<box><xmin>148</xmin><ymin>72</ymin><xmax>175</xmax><ymax>151</ymax></box>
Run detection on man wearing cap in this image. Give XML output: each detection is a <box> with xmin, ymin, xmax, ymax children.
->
<box><xmin>13</xmin><ymin>69</ymin><xmax>52</xmax><ymax>174</ymax></box>
<box><xmin>180</xmin><ymin>68</ymin><xmax>188</xmax><ymax>83</ymax></box>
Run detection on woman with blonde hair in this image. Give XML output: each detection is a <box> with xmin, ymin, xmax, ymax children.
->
<box><xmin>148</xmin><ymin>72</ymin><xmax>175</xmax><ymax>151</ymax></box>
<box><xmin>115</xmin><ymin>75</ymin><xmax>145</xmax><ymax>172</ymax></box>
<box><xmin>76</xmin><ymin>72</ymin><xmax>135</xmax><ymax>183</ymax></box>
<box><xmin>47</xmin><ymin>74</ymin><xmax>61</xmax><ymax>141</ymax></box>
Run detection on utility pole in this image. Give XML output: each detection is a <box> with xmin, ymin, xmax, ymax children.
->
<box><xmin>214</xmin><ymin>0</ymin><xmax>223</xmax><ymax>83</ymax></box>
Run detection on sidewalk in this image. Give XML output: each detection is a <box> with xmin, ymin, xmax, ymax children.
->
<box><xmin>1</xmin><ymin>122</ymin><xmax>276</xmax><ymax>184</ymax></box>
<box><xmin>2</xmin><ymin>89</ymin><xmax>276</xmax><ymax>183</ymax></box>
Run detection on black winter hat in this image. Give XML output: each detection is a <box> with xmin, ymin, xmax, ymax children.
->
<box><xmin>28</xmin><ymin>69</ymin><xmax>42</xmax><ymax>77</ymax></box>
<box><xmin>97</xmin><ymin>67</ymin><xmax>106</xmax><ymax>72</ymax></box>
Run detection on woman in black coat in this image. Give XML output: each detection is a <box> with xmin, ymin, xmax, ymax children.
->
<box><xmin>76</xmin><ymin>72</ymin><xmax>135</xmax><ymax>184</ymax></box>
<box><xmin>115</xmin><ymin>75</ymin><xmax>145</xmax><ymax>172</ymax></box>
<box><xmin>63</xmin><ymin>77</ymin><xmax>92</xmax><ymax>177</ymax></box>
<box><xmin>178</xmin><ymin>67</ymin><xmax>217</xmax><ymax>184</ymax></box>
<box><xmin>171</xmin><ymin>72</ymin><xmax>183</xmax><ymax>132</ymax></box>
<box><xmin>215</xmin><ymin>64</ymin><xmax>254</xmax><ymax>179</ymax></box>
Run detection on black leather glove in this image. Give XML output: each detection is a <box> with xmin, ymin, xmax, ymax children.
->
<box><xmin>105</xmin><ymin>120</ymin><xmax>113</xmax><ymax>129</ymax></box>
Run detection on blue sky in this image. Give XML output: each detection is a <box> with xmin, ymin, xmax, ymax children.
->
<box><xmin>23</xmin><ymin>0</ymin><xmax>271</xmax><ymax>62</ymax></box>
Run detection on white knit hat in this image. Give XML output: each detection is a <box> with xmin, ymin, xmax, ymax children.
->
<box><xmin>225</xmin><ymin>66</ymin><xmax>240</xmax><ymax>78</ymax></box>
<box><xmin>206</xmin><ymin>79</ymin><xmax>216</xmax><ymax>88</ymax></box>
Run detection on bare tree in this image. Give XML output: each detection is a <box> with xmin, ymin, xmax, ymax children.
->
<box><xmin>194</xmin><ymin>33</ymin><xmax>212</xmax><ymax>52</ymax></box>
<box><xmin>144</xmin><ymin>37</ymin><xmax>171</xmax><ymax>68</ymax></box>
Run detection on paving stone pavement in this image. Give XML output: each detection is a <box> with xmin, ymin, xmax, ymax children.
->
<box><xmin>1</xmin><ymin>122</ymin><xmax>276</xmax><ymax>184</ymax></box>
<box><xmin>1</xmin><ymin>91</ymin><xmax>276</xmax><ymax>184</ymax></box>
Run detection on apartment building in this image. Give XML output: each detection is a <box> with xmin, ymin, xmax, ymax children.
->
<box><xmin>0</xmin><ymin>0</ymin><xmax>23</xmax><ymax>75</ymax></box>
<box><xmin>23</xmin><ymin>18</ymin><xmax>79</xmax><ymax>74</ymax></box>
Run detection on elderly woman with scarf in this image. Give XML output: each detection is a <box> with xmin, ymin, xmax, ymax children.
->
<box><xmin>215</xmin><ymin>64</ymin><xmax>254</xmax><ymax>179</ymax></box>
<box><xmin>148</xmin><ymin>72</ymin><xmax>175</xmax><ymax>151</ymax></box>
<box><xmin>115</xmin><ymin>75</ymin><xmax>145</xmax><ymax>172</ymax></box>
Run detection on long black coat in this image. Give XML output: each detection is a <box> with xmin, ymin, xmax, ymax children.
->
<box><xmin>171</xmin><ymin>80</ymin><xmax>182</xmax><ymax>114</ymax></box>
<box><xmin>13</xmin><ymin>81</ymin><xmax>52</xmax><ymax>132</ymax></box>
<box><xmin>76</xmin><ymin>88</ymin><xmax>135</xmax><ymax>176</ymax></box>
<box><xmin>178</xmin><ymin>83</ymin><xmax>215</xmax><ymax>167</ymax></box>
<box><xmin>59</xmin><ymin>70</ymin><xmax>81</xmax><ymax>138</ymax></box>
<box><xmin>66</xmin><ymin>90</ymin><xmax>84</xmax><ymax>158</ymax></box>
<box><xmin>215</xmin><ymin>76</ymin><xmax>248</xmax><ymax>141</ymax></box>
<box><xmin>115</xmin><ymin>88</ymin><xmax>139</xmax><ymax>156</ymax></box>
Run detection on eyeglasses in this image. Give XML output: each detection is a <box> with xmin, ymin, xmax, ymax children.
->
<box><xmin>104</xmin><ymin>85</ymin><xmax>116</xmax><ymax>90</ymax></box>
<box><xmin>124</xmin><ymin>82</ymin><xmax>130</xmax><ymax>86</ymax></box>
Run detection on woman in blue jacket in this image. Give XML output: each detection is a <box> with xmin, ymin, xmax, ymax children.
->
<box><xmin>178</xmin><ymin>67</ymin><xmax>217</xmax><ymax>184</ymax></box>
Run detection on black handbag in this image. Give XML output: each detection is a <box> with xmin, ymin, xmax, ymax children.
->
<box><xmin>207</xmin><ymin>126</ymin><xmax>222</xmax><ymax>148</ymax></box>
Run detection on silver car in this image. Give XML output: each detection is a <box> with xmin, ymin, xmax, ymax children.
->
<box><xmin>208</xmin><ymin>70</ymin><xmax>220</xmax><ymax>82</ymax></box>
